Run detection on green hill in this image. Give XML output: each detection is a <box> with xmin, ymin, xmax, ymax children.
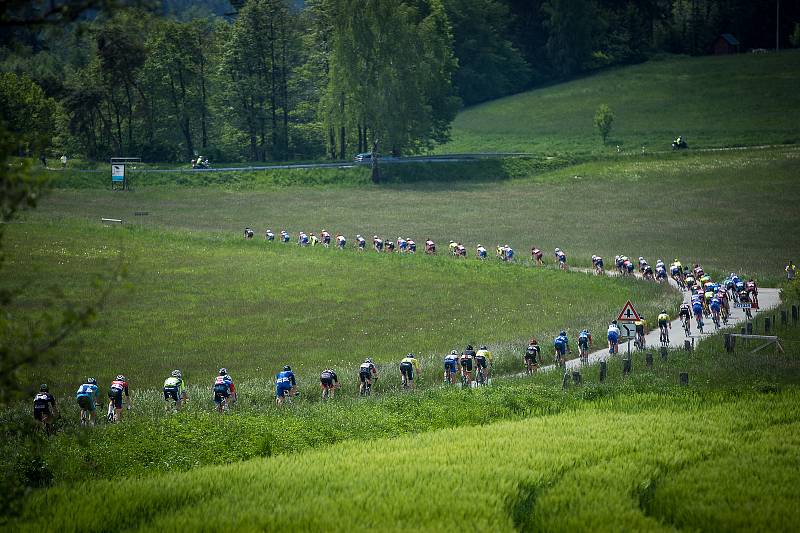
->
<box><xmin>440</xmin><ymin>52</ymin><xmax>800</xmax><ymax>155</ymax></box>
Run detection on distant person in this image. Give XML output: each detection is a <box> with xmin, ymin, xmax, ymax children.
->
<box><xmin>319</xmin><ymin>368</ymin><xmax>339</xmax><ymax>400</ymax></box>
<box><xmin>321</xmin><ymin>230</ymin><xmax>331</xmax><ymax>247</ymax></box>
<box><xmin>786</xmin><ymin>261</ymin><xmax>797</xmax><ymax>281</ymax></box>
<box><xmin>39</xmin><ymin>154</ymin><xmax>47</xmax><ymax>167</ymax></box>
<box><xmin>400</xmin><ymin>353</ymin><xmax>420</xmax><ymax>389</ymax></box>
<box><xmin>524</xmin><ymin>338</ymin><xmax>540</xmax><ymax>374</ymax></box>
<box><xmin>336</xmin><ymin>234</ymin><xmax>346</xmax><ymax>249</ymax></box>
<box><xmin>107</xmin><ymin>375</ymin><xmax>131</xmax><ymax>422</ymax></box>
<box><xmin>275</xmin><ymin>365</ymin><xmax>297</xmax><ymax>405</ymax></box>
<box><xmin>444</xmin><ymin>350</ymin><xmax>459</xmax><ymax>384</ymax></box>
<box><xmin>531</xmin><ymin>247</ymin><xmax>543</xmax><ymax>265</ymax></box>
<box><xmin>164</xmin><ymin>370</ymin><xmax>188</xmax><ymax>411</ymax></box>
<box><xmin>76</xmin><ymin>377</ymin><xmax>99</xmax><ymax>425</ymax></box>
<box><xmin>244</xmin><ymin>227</ymin><xmax>254</xmax><ymax>239</ymax></box>
<box><xmin>33</xmin><ymin>384</ymin><xmax>58</xmax><ymax>432</ymax></box>
<box><xmin>213</xmin><ymin>368</ymin><xmax>236</xmax><ymax>412</ymax></box>
<box><xmin>476</xmin><ymin>244</ymin><xmax>487</xmax><ymax>259</ymax></box>
<box><xmin>359</xmin><ymin>358</ymin><xmax>378</xmax><ymax>395</ymax></box>
<box><xmin>607</xmin><ymin>321</ymin><xmax>620</xmax><ymax>354</ymax></box>
<box><xmin>407</xmin><ymin>239</ymin><xmax>416</xmax><ymax>253</ymax></box>
<box><xmin>356</xmin><ymin>234</ymin><xmax>366</xmax><ymax>250</ymax></box>
<box><xmin>265</xmin><ymin>229</ymin><xmax>275</xmax><ymax>241</ymax></box>
<box><xmin>60</xmin><ymin>154</ymin><xmax>67</xmax><ymax>168</ymax></box>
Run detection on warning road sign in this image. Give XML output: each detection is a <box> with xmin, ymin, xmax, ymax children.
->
<box><xmin>617</xmin><ymin>300</ymin><xmax>641</xmax><ymax>322</ymax></box>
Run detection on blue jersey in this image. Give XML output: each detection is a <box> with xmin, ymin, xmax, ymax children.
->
<box><xmin>579</xmin><ymin>332</ymin><xmax>590</xmax><ymax>343</ymax></box>
<box><xmin>275</xmin><ymin>371</ymin><xmax>295</xmax><ymax>388</ymax></box>
<box><xmin>76</xmin><ymin>383</ymin><xmax>98</xmax><ymax>399</ymax></box>
<box><xmin>710</xmin><ymin>298</ymin><xmax>721</xmax><ymax>311</ymax></box>
<box><xmin>692</xmin><ymin>302</ymin><xmax>703</xmax><ymax>314</ymax></box>
<box><xmin>554</xmin><ymin>335</ymin><xmax>567</xmax><ymax>347</ymax></box>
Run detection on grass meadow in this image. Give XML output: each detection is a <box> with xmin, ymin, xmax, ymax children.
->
<box><xmin>440</xmin><ymin>51</ymin><xmax>800</xmax><ymax>155</ymax></box>
<box><xmin>29</xmin><ymin>146</ymin><xmax>800</xmax><ymax>284</ymax></box>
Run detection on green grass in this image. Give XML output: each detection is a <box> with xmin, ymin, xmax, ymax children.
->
<box><xmin>7</xmin><ymin>388</ymin><xmax>799</xmax><ymax>531</ymax></box>
<box><xmin>27</xmin><ymin>146</ymin><xmax>800</xmax><ymax>284</ymax></box>
<box><xmin>440</xmin><ymin>51</ymin><xmax>800</xmax><ymax>156</ymax></box>
<box><xmin>4</xmin><ymin>219</ymin><xmax>672</xmax><ymax>393</ymax></box>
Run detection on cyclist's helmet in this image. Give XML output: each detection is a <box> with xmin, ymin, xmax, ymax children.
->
<box><xmin>560</xmin><ymin>330</ymin><xmax>566</xmax><ymax>336</ymax></box>
<box><xmin>466</xmin><ymin>344</ymin><xmax>473</xmax><ymax>350</ymax></box>
<box><xmin>219</xmin><ymin>368</ymin><xmax>227</xmax><ymax>376</ymax></box>
<box><xmin>612</xmin><ymin>320</ymin><xmax>618</xmax><ymax>325</ymax></box>
<box><xmin>87</xmin><ymin>377</ymin><xmax>97</xmax><ymax>385</ymax></box>
<box><xmin>172</xmin><ymin>370</ymin><xmax>182</xmax><ymax>378</ymax></box>
<box><xmin>366</xmin><ymin>358</ymin><xmax>373</xmax><ymax>364</ymax></box>
<box><xmin>406</xmin><ymin>353</ymin><xmax>414</xmax><ymax>358</ymax></box>
<box><xmin>480</xmin><ymin>345</ymin><xmax>487</xmax><ymax>350</ymax></box>
<box><xmin>116</xmin><ymin>374</ymin><xmax>126</xmax><ymax>381</ymax></box>
<box><xmin>450</xmin><ymin>350</ymin><xmax>458</xmax><ymax>356</ymax></box>
<box><xmin>40</xmin><ymin>383</ymin><xmax>48</xmax><ymax>392</ymax></box>
<box><xmin>283</xmin><ymin>365</ymin><xmax>292</xmax><ymax>372</ymax></box>
<box><xmin>661</xmin><ymin>309</ymin><xmax>667</xmax><ymax>314</ymax></box>
<box><xmin>555</xmin><ymin>247</ymin><xmax>560</xmax><ymax>252</ymax></box>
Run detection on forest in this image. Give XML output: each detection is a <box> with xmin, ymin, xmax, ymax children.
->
<box><xmin>2</xmin><ymin>0</ymin><xmax>799</xmax><ymax>163</ymax></box>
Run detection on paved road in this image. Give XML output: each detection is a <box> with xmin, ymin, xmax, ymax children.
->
<box><xmin>538</xmin><ymin>272</ymin><xmax>780</xmax><ymax>374</ymax></box>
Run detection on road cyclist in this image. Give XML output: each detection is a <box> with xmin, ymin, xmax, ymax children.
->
<box><xmin>320</xmin><ymin>368</ymin><xmax>339</xmax><ymax>400</ymax></box>
<box><xmin>710</xmin><ymin>295</ymin><xmax>722</xmax><ymax>329</ymax></box>
<box><xmin>459</xmin><ymin>345</ymin><xmax>476</xmax><ymax>387</ymax></box>
<box><xmin>679</xmin><ymin>302</ymin><xmax>691</xmax><ymax>336</ymax></box>
<box><xmin>524</xmin><ymin>338</ymin><xmax>540</xmax><ymax>374</ymax></box>
<box><xmin>607</xmin><ymin>321</ymin><xmax>620</xmax><ymax>354</ymax></box>
<box><xmin>578</xmin><ymin>329</ymin><xmax>592</xmax><ymax>363</ymax></box>
<box><xmin>634</xmin><ymin>317</ymin><xmax>647</xmax><ymax>349</ymax></box>
<box><xmin>213</xmin><ymin>368</ymin><xmax>236</xmax><ymax>413</ymax></box>
<box><xmin>76</xmin><ymin>377</ymin><xmax>99</xmax><ymax>426</ymax></box>
<box><xmin>475</xmin><ymin>345</ymin><xmax>493</xmax><ymax>385</ymax></box>
<box><xmin>359</xmin><ymin>358</ymin><xmax>378</xmax><ymax>396</ymax></box>
<box><xmin>444</xmin><ymin>350</ymin><xmax>459</xmax><ymax>384</ymax></box>
<box><xmin>555</xmin><ymin>248</ymin><xmax>568</xmax><ymax>270</ymax></box>
<box><xmin>553</xmin><ymin>331</ymin><xmax>569</xmax><ymax>367</ymax></box>
<box><xmin>657</xmin><ymin>310</ymin><xmax>671</xmax><ymax>344</ymax></box>
<box><xmin>107</xmin><ymin>375</ymin><xmax>131</xmax><ymax>422</ymax></box>
<box><xmin>164</xmin><ymin>369</ymin><xmax>188</xmax><ymax>411</ymax></box>
<box><xmin>275</xmin><ymin>365</ymin><xmax>297</xmax><ymax>406</ymax></box>
<box><xmin>400</xmin><ymin>353</ymin><xmax>420</xmax><ymax>390</ymax></box>
<box><xmin>33</xmin><ymin>384</ymin><xmax>58</xmax><ymax>433</ymax></box>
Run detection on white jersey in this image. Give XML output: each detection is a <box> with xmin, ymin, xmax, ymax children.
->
<box><xmin>608</xmin><ymin>325</ymin><xmax>620</xmax><ymax>335</ymax></box>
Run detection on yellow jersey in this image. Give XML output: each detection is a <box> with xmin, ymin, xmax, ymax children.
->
<box><xmin>657</xmin><ymin>313</ymin><xmax>669</xmax><ymax>322</ymax></box>
<box><xmin>475</xmin><ymin>349</ymin><xmax>493</xmax><ymax>362</ymax></box>
<box><xmin>400</xmin><ymin>356</ymin><xmax>419</xmax><ymax>370</ymax></box>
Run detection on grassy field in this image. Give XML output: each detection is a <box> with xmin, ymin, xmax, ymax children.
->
<box><xmin>28</xmin><ymin>146</ymin><xmax>800</xmax><ymax>284</ymax></box>
<box><xmin>440</xmin><ymin>51</ymin><xmax>800</xmax><ymax>155</ymax></box>
<box><xmin>4</xmin><ymin>219</ymin><xmax>673</xmax><ymax>393</ymax></box>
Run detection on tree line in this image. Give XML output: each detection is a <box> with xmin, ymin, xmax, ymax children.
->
<box><xmin>1</xmin><ymin>0</ymin><xmax>798</xmax><ymax>163</ymax></box>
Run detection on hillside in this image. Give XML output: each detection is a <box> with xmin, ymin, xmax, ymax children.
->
<box><xmin>440</xmin><ymin>52</ymin><xmax>800</xmax><ymax>155</ymax></box>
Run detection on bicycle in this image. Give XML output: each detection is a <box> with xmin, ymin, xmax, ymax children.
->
<box><xmin>635</xmin><ymin>332</ymin><xmax>645</xmax><ymax>350</ymax></box>
<box><xmin>659</xmin><ymin>325</ymin><xmax>669</xmax><ymax>345</ymax></box>
<box><xmin>106</xmin><ymin>401</ymin><xmax>115</xmax><ymax>423</ymax></box>
<box><xmin>80</xmin><ymin>409</ymin><xmax>91</xmax><ymax>427</ymax></box>
<box><xmin>696</xmin><ymin>316</ymin><xmax>705</xmax><ymax>334</ymax></box>
<box><xmin>712</xmin><ymin>311</ymin><xmax>721</xmax><ymax>330</ymax></box>
<box><xmin>682</xmin><ymin>316</ymin><xmax>691</xmax><ymax>337</ymax></box>
<box><xmin>360</xmin><ymin>378</ymin><xmax>373</xmax><ymax>397</ymax></box>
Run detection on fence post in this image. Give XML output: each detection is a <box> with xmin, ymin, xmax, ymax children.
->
<box><xmin>660</xmin><ymin>346</ymin><xmax>668</xmax><ymax>360</ymax></box>
<box><xmin>746</xmin><ymin>322</ymin><xmax>753</xmax><ymax>335</ymax></box>
<box><xmin>724</xmin><ymin>334</ymin><xmax>733</xmax><ymax>353</ymax></box>
<box><xmin>679</xmin><ymin>372</ymin><xmax>689</xmax><ymax>386</ymax></box>
<box><xmin>572</xmin><ymin>371</ymin><xmax>582</xmax><ymax>385</ymax></box>
<box><xmin>623</xmin><ymin>358</ymin><xmax>632</xmax><ymax>376</ymax></box>
<box><xmin>562</xmin><ymin>372</ymin><xmax>570</xmax><ymax>390</ymax></box>
<box><xmin>765</xmin><ymin>317</ymin><xmax>771</xmax><ymax>334</ymax></box>
<box><xmin>684</xmin><ymin>340</ymin><xmax>692</xmax><ymax>352</ymax></box>
<box><xmin>646</xmin><ymin>352</ymin><xmax>654</xmax><ymax>368</ymax></box>
<box><xmin>792</xmin><ymin>305</ymin><xmax>798</xmax><ymax>324</ymax></box>
<box><xmin>781</xmin><ymin>310</ymin><xmax>788</xmax><ymax>325</ymax></box>
<box><xmin>599</xmin><ymin>361</ymin><xmax>607</xmax><ymax>383</ymax></box>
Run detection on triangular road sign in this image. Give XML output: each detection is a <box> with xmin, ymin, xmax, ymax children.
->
<box><xmin>617</xmin><ymin>300</ymin><xmax>641</xmax><ymax>321</ymax></box>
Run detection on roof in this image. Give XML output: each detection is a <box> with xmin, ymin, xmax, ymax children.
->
<box><xmin>719</xmin><ymin>33</ymin><xmax>740</xmax><ymax>46</ymax></box>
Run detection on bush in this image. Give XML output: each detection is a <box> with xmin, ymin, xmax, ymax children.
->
<box><xmin>593</xmin><ymin>104</ymin><xmax>614</xmax><ymax>144</ymax></box>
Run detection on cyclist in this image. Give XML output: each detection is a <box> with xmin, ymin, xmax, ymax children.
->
<box><xmin>477</xmin><ymin>244</ymin><xmax>487</xmax><ymax>259</ymax></box>
<box><xmin>746</xmin><ymin>279</ymin><xmax>759</xmax><ymax>307</ymax></box>
<box><xmin>623</xmin><ymin>257</ymin><xmax>634</xmax><ymax>275</ymax></box>
<box><xmin>655</xmin><ymin>263</ymin><xmax>667</xmax><ymax>282</ymax></box>
<box><xmin>679</xmin><ymin>303</ymin><xmax>691</xmax><ymax>334</ymax></box>
<box><xmin>309</xmin><ymin>233</ymin><xmax>319</xmax><ymax>246</ymax></box>
<box><xmin>657</xmin><ymin>310</ymin><xmax>671</xmax><ymax>344</ymax></box>
<box><xmin>164</xmin><ymin>370</ymin><xmax>188</xmax><ymax>411</ymax></box>
<box><xmin>356</xmin><ymin>234</ymin><xmax>366</xmax><ymax>250</ymax></box>
<box><xmin>459</xmin><ymin>347</ymin><xmax>475</xmax><ymax>385</ymax></box>
<box><xmin>407</xmin><ymin>239</ymin><xmax>416</xmax><ymax>253</ymax></box>
<box><xmin>336</xmin><ymin>234</ymin><xmax>346</xmax><ymax>249</ymax></box>
<box><xmin>692</xmin><ymin>298</ymin><xmax>705</xmax><ymax>332</ymax></box>
<box><xmin>397</xmin><ymin>237</ymin><xmax>407</xmax><ymax>253</ymax></box>
<box><xmin>449</xmin><ymin>240</ymin><xmax>458</xmax><ymax>255</ymax></box>
<box><xmin>244</xmin><ymin>227</ymin><xmax>254</xmax><ymax>239</ymax></box>
<box><xmin>615</xmin><ymin>255</ymin><xmax>624</xmax><ymax>274</ymax></box>
<box><xmin>275</xmin><ymin>365</ymin><xmax>297</xmax><ymax>405</ymax></box>
<box><xmin>456</xmin><ymin>243</ymin><xmax>467</xmax><ymax>257</ymax></box>
<box><xmin>298</xmin><ymin>231</ymin><xmax>309</xmax><ymax>246</ymax></box>
<box><xmin>578</xmin><ymin>329</ymin><xmax>592</xmax><ymax>363</ymax></box>
<box><xmin>531</xmin><ymin>247</ymin><xmax>543</xmax><ymax>265</ymax></box>
<box><xmin>213</xmin><ymin>368</ymin><xmax>236</xmax><ymax>412</ymax></box>
<box><xmin>359</xmin><ymin>358</ymin><xmax>378</xmax><ymax>396</ymax></box>
<box><xmin>425</xmin><ymin>239</ymin><xmax>436</xmax><ymax>254</ymax></box>
<box><xmin>76</xmin><ymin>377</ymin><xmax>99</xmax><ymax>426</ymax></box>
<box><xmin>710</xmin><ymin>296</ymin><xmax>722</xmax><ymax>329</ymax></box>
<box><xmin>607</xmin><ymin>321</ymin><xmax>620</xmax><ymax>354</ymax></box>
<box><xmin>373</xmin><ymin>235</ymin><xmax>383</xmax><ymax>252</ymax></box>
<box><xmin>444</xmin><ymin>350</ymin><xmax>459</xmax><ymax>384</ymax></box>
<box><xmin>553</xmin><ymin>331</ymin><xmax>569</xmax><ymax>366</ymax></box>
<box><xmin>524</xmin><ymin>338</ymin><xmax>540</xmax><ymax>374</ymax></box>
<box><xmin>638</xmin><ymin>256</ymin><xmax>648</xmax><ymax>273</ymax></box>
<box><xmin>280</xmin><ymin>230</ymin><xmax>290</xmax><ymax>243</ymax></box>
<box><xmin>504</xmin><ymin>245</ymin><xmax>514</xmax><ymax>261</ymax></box>
<box><xmin>385</xmin><ymin>239</ymin><xmax>395</xmax><ymax>253</ymax></box>
<box><xmin>321</xmin><ymin>230</ymin><xmax>331</xmax><ymax>247</ymax></box>
<box><xmin>592</xmin><ymin>255</ymin><xmax>604</xmax><ymax>275</ymax></box>
<box><xmin>33</xmin><ymin>384</ymin><xmax>58</xmax><ymax>432</ymax></box>
<box><xmin>265</xmin><ymin>229</ymin><xmax>275</xmax><ymax>241</ymax></box>
<box><xmin>555</xmin><ymin>248</ymin><xmax>567</xmax><ymax>270</ymax></box>
<box><xmin>642</xmin><ymin>263</ymin><xmax>654</xmax><ymax>281</ymax></box>
<box><xmin>717</xmin><ymin>287</ymin><xmax>730</xmax><ymax>323</ymax></box>
<box><xmin>475</xmin><ymin>345</ymin><xmax>493</xmax><ymax>384</ymax></box>
<box><xmin>634</xmin><ymin>317</ymin><xmax>647</xmax><ymax>349</ymax></box>
<box><xmin>400</xmin><ymin>353</ymin><xmax>420</xmax><ymax>390</ymax></box>
<box><xmin>107</xmin><ymin>375</ymin><xmax>131</xmax><ymax>422</ymax></box>
<box><xmin>670</xmin><ymin>259</ymin><xmax>684</xmax><ymax>287</ymax></box>
<box><xmin>320</xmin><ymin>369</ymin><xmax>339</xmax><ymax>400</ymax></box>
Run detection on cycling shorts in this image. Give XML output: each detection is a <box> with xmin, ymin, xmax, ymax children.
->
<box><xmin>596</xmin><ymin>260</ymin><xmax>603</xmax><ymax>268</ymax></box>
<box><xmin>163</xmin><ymin>387</ymin><xmax>180</xmax><ymax>401</ymax></box>
<box><xmin>554</xmin><ymin>343</ymin><xmax>566</xmax><ymax>356</ymax></box>
<box><xmin>77</xmin><ymin>394</ymin><xmax>95</xmax><ymax>411</ymax></box>
<box><xmin>444</xmin><ymin>360</ymin><xmax>457</xmax><ymax>372</ymax></box>
<box><xmin>400</xmin><ymin>362</ymin><xmax>414</xmax><ymax>380</ymax></box>
<box><xmin>459</xmin><ymin>358</ymin><xmax>473</xmax><ymax>372</ymax></box>
<box><xmin>275</xmin><ymin>383</ymin><xmax>292</xmax><ymax>398</ymax></box>
<box><xmin>578</xmin><ymin>338</ymin><xmax>589</xmax><ymax>348</ymax></box>
<box><xmin>320</xmin><ymin>376</ymin><xmax>334</xmax><ymax>387</ymax></box>
<box><xmin>608</xmin><ymin>332</ymin><xmax>619</xmax><ymax>343</ymax></box>
<box><xmin>679</xmin><ymin>310</ymin><xmax>690</xmax><ymax>319</ymax></box>
<box><xmin>658</xmin><ymin>320</ymin><xmax>668</xmax><ymax>329</ymax></box>
<box><xmin>33</xmin><ymin>406</ymin><xmax>51</xmax><ymax>420</ymax></box>
<box><xmin>475</xmin><ymin>356</ymin><xmax>487</xmax><ymax>369</ymax></box>
<box><xmin>359</xmin><ymin>370</ymin><xmax>372</xmax><ymax>383</ymax></box>
<box><xmin>108</xmin><ymin>389</ymin><xmax>124</xmax><ymax>409</ymax></box>
<box><xmin>710</xmin><ymin>304</ymin><xmax>721</xmax><ymax>312</ymax></box>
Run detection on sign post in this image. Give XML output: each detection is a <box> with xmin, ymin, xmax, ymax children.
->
<box><xmin>616</xmin><ymin>300</ymin><xmax>640</xmax><ymax>358</ymax></box>
<box><xmin>111</xmin><ymin>164</ymin><xmax>125</xmax><ymax>190</ymax></box>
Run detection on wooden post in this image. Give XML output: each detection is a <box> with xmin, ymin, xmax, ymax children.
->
<box><xmin>781</xmin><ymin>310</ymin><xmax>787</xmax><ymax>325</ymax></box>
<box><xmin>679</xmin><ymin>372</ymin><xmax>689</xmax><ymax>386</ymax></box>
<box><xmin>765</xmin><ymin>317</ymin><xmax>771</xmax><ymax>334</ymax></box>
<box><xmin>562</xmin><ymin>372</ymin><xmax>570</xmax><ymax>390</ymax></box>
<box><xmin>646</xmin><ymin>352</ymin><xmax>654</xmax><ymax>368</ymax></box>
<box><xmin>684</xmin><ymin>340</ymin><xmax>691</xmax><ymax>352</ymax></box>
<box><xmin>724</xmin><ymin>334</ymin><xmax>733</xmax><ymax>353</ymax></box>
<box><xmin>623</xmin><ymin>358</ymin><xmax>632</xmax><ymax>376</ymax></box>
<box><xmin>746</xmin><ymin>322</ymin><xmax>753</xmax><ymax>335</ymax></box>
<box><xmin>572</xmin><ymin>371</ymin><xmax>582</xmax><ymax>385</ymax></box>
<box><xmin>599</xmin><ymin>361</ymin><xmax>607</xmax><ymax>383</ymax></box>
<box><xmin>792</xmin><ymin>305</ymin><xmax>798</xmax><ymax>324</ymax></box>
<box><xmin>660</xmin><ymin>346</ymin><xmax>668</xmax><ymax>360</ymax></box>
